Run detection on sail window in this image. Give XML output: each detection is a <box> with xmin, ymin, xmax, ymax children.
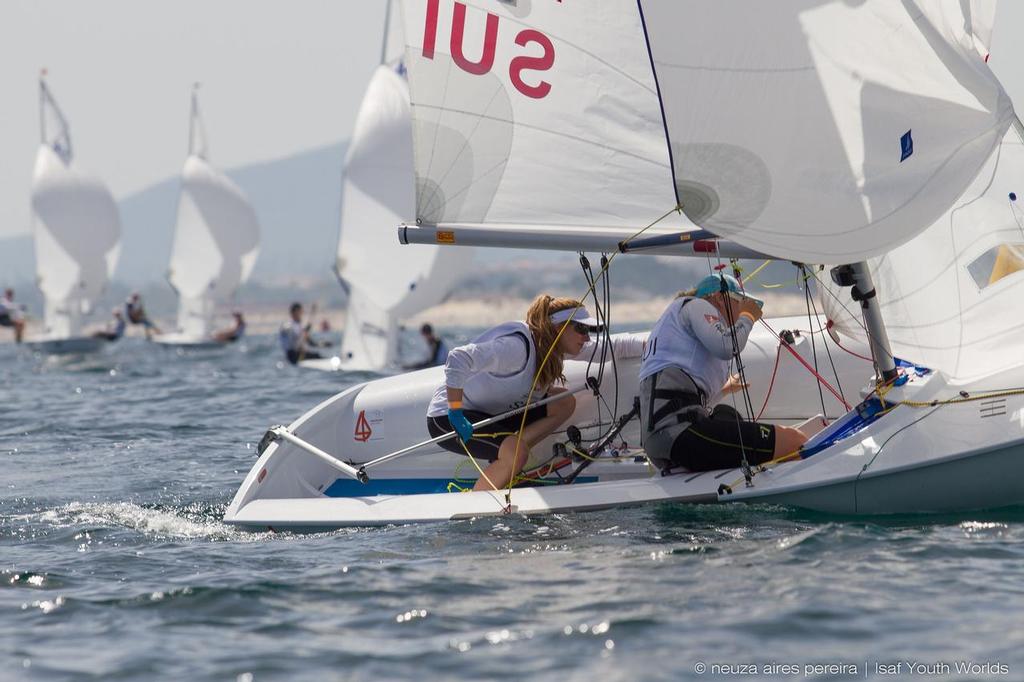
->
<box><xmin>966</xmin><ymin>243</ymin><xmax>1024</xmax><ymax>290</ymax></box>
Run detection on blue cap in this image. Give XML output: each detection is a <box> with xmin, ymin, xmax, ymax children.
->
<box><xmin>694</xmin><ymin>273</ymin><xmax>763</xmax><ymax>308</ymax></box>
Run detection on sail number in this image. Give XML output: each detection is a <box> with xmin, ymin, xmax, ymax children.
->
<box><xmin>422</xmin><ymin>0</ymin><xmax>555</xmax><ymax>99</ymax></box>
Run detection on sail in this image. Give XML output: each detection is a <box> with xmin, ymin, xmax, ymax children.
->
<box><xmin>335</xmin><ymin>57</ymin><xmax>467</xmax><ymax>369</ymax></box>
<box><xmin>822</xmin><ymin>124</ymin><xmax>1024</xmax><ymax>383</ymax></box>
<box><xmin>31</xmin><ymin>83</ymin><xmax>121</xmax><ymax>338</ymax></box>
<box><xmin>638</xmin><ymin>0</ymin><xmax>1013</xmax><ymax>263</ymax></box>
<box><xmin>167</xmin><ymin>92</ymin><xmax>260</xmax><ymax>339</ymax></box>
<box><xmin>969</xmin><ymin>0</ymin><xmax>998</xmax><ymax>60</ymax></box>
<box><xmin>398</xmin><ymin>0</ymin><xmax>685</xmax><ymax>240</ymax></box>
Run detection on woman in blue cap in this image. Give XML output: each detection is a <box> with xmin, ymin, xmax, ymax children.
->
<box><xmin>426</xmin><ymin>293</ymin><xmax>645</xmax><ymax>491</ymax></box>
<box><xmin>638</xmin><ymin>273</ymin><xmax>808</xmax><ymax>472</ymax></box>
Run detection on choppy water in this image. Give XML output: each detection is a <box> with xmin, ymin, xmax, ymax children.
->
<box><xmin>3</xmin><ymin>336</ymin><xmax>1024</xmax><ymax>681</ymax></box>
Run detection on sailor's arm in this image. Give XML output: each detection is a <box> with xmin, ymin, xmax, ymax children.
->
<box><xmin>572</xmin><ymin>331</ymin><xmax>648</xmax><ymax>361</ymax></box>
<box><xmin>685</xmin><ymin>298</ymin><xmax>756</xmax><ymax>360</ymax></box>
<box><xmin>443</xmin><ymin>335</ymin><xmax>530</xmax><ymax>391</ymax></box>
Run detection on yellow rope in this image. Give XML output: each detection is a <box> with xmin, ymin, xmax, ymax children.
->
<box><xmin>496</xmin><ymin>205</ymin><xmax>684</xmax><ymax>498</ymax></box>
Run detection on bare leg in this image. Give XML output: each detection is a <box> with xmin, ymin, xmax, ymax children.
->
<box><xmin>773</xmin><ymin>425</ymin><xmax>808</xmax><ymax>460</ymax></box>
<box><xmin>14</xmin><ymin>320</ymin><xmax>24</xmax><ymax>343</ymax></box>
<box><xmin>473</xmin><ymin>390</ymin><xmax>576</xmax><ymax>491</ymax></box>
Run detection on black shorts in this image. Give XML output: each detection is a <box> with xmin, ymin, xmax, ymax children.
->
<box><xmin>668</xmin><ymin>404</ymin><xmax>776</xmax><ymax>471</ymax></box>
<box><xmin>286</xmin><ymin>349</ymin><xmax>323</xmax><ymax>364</ymax></box>
<box><xmin>427</xmin><ymin>403</ymin><xmax>549</xmax><ymax>461</ymax></box>
<box><xmin>0</xmin><ymin>313</ymin><xmax>12</xmax><ymax>328</ymax></box>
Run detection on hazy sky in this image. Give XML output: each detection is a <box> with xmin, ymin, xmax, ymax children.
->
<box><xmin>0</xmin><ymin>0</ymin><xmax>389</xmax><ymax>239</ymax></box>
<box><xmin>4</xmin><ymin>1</ymin><xmax>1024</xmax><ymax>241</ymax></box>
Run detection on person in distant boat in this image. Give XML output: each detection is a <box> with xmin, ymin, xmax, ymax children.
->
<box><xmin>212</xmin><ymin>311</ymin><xmax>246</xmax><ymax>343</ymax></box>
<box><xmin>280</xmin><ymin>302</ymin><xmax>329</xmax><ymax>364</ymax></box>
<box><xmin>405</xmin><ymin>323</ymin><xmax>449</xmax><ymax>370</ymax></box>
<box><xmin>0</xmin><ymin>288</ymin><xmax>26</xmax><ymax>343</ymax></box>
<box><xmin>426</xmin><ymin>294</ymin><xmax>646</xmax><ymax>492</ymax></box>
<box><xmin>639</xmin><ymin>273</ymin><xmax>808</xmax><ymax>474</ymax></box>
<box><xmin>125</xmin><ymin>293</ymin><xmax>161</xmax><ymax>339</ymax></box>
<box><xmin>90</xmin><ymin>308</ymin><xmax>125</xmax><ymax>342</ymax></box>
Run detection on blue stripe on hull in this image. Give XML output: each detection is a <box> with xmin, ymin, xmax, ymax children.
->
<box><xmin>324</xmin><ymin>477</ymin><xmax>599</xmax><ymax>497</ymax></box>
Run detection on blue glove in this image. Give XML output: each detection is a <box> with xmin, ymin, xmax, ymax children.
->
<box><xmin>448</xmin><ymin>407</ymin><xmax>474</xmax><ymax>443</ymax></box>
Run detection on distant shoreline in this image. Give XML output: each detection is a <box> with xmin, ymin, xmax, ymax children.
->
<box><xmin>0</xmin><ymin>292</ymin><xmax>818</xmax><ymax>344</ymax></box>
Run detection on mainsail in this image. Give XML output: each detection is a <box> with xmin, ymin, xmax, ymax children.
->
<box><xmin>166</xmin><ymin>87</ymin><xmax>260</xmax><ymax>340</ymax></box>
<box><xmin>637</xmin><ymin>0</ymin><xmax>1013</xmax><ymax>263</ymax></box>
<box><xmin>334</xmin><ymin>2</ymin><xmax>470</xmax><ymax>370</ymax></box>
<box><xmin>31</xmin><ymin>78</ymin><xmax>121</xmax><ymax>339</ymax></box>
<box><xmin>397</xmin><ymin>0</ymin><xmax>688</xmax><ymax>251</ymax></box>
<box><xmin>822</xmin><ymin>122</ymin><xmax>1024</xmax><ymax>383</ymax></box>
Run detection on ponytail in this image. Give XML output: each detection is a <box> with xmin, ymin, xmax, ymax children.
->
<box><xmin>525</xmin><ymin>294</ymin><xmax>583</xmax><ymax>390</ymax></box>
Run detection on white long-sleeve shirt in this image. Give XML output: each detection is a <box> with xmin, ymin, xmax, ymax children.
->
<box><xmin>639</xmin><ymin>297</ymin><xmax>753</xmax><ymax>402</ymax></box>
<box><xmin>427</xmin><ymin>323</ymin><xmax>647</xmax><ymax>417</ymax></box>
<box><xmin>444</xmin><ymin>330</ymin><xmax>647</xmax><ymax>390</ymax></box>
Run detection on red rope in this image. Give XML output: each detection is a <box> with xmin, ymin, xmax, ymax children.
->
<box><xmin>758</xmin><ymin>319</ymin><xmax>853</xmax><ymax>411</ymax></box>
<box><xmin>756</xmin><ymin>345</ymin><xmax>783</xmax><ymax>420</ymax></box>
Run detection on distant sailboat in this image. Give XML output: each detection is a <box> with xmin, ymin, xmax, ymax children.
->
<box><xmin>301</xmin><ymin>0</ymin><xmax>471</xmax><ymax>372</ymax></box>
<box><xmin>155</xmin><ymin>85</ymin><xmax>260</xmax><ymax>348</ymax></box>
<box><xmin>28</xmin><ymin>74</ymin><xmax>122</xmax><ymax>355</ymax></box>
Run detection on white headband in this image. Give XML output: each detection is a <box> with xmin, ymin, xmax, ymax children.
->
<box><xmin>549</xmin><ymin>307</ymin><xmax>599</xmax><ymax>327</ymax></box>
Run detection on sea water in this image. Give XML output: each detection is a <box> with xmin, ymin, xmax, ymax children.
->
<box><xmin>2</xmin><ymin>336</ymin><xmax>1023</xmax><ymax>681</ymax></box>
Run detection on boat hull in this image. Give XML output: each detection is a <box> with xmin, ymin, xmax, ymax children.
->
<box><xmin>225</xmin><ymin>318</ymin><xmax>874</xmax><ymax>528</ymax></box>
<box><xmin>27</xmin><ymin>336</ymin><xmax>107</xmax><ymax>354</ymax></box>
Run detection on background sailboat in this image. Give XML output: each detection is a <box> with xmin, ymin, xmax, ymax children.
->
<box><xmin>301</xmin><ymin>0</ymin><xmax>472</xmax><ymax>372</ymax></box>
<box><xmin>29</xmin><ymin>74</ymin><xmax>122</xmax><ymax>355</ymax></box>
<box><xmin>156</xmin><ymin>85</ymin><xmax>260</xmax><ymax>348</ymax></box>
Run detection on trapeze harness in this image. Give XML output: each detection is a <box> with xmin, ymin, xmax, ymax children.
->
<box><xmin>639</xmin><ymin>297</ymin><xmax>775</xmax><ymax>472</ymax></box>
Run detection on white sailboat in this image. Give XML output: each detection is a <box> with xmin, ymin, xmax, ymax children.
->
<box><xmin>225</xmin><ymin>0</ymin><xmax>1018</xmax><ymax>529</ymax></box>
<box><xmin>155</xmin><ymin>85</ymin><xmax>260</xmax><ymax>349</ymax></box>
<box><xmin>301</xmin><ymin>0</ymin><xmax>472</xmax><ymax>372</ymax></box>
<box><xmin>28</xmin><ymin>75</ymin><xmax>122</xmax><ymax>355</ymax></box>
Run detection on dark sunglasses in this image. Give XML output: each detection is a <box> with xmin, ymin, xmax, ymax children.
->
<box><xmin>570</xmin><ymin>322</ymin><xmax>592</xmax><ymax>335</ymax></box>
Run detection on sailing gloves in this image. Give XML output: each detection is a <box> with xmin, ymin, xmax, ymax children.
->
<box><xmin>448</xmin><ymin>407</ymin><xmax>474</xmax><ymax>443</ymax></box>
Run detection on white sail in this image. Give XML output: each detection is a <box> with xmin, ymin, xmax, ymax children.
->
<box><xmin>166</xmin><ymin>89</ymin><xmax>260</xmax><ymax>340</ymax></box>
<box><xmin>398</xmin><ymin>0</ymin><xmax>685</xmax><ymax>241</ymax></box>
<box><xmin>334</xmin><ymin>39</ymin><xmax>469</xmax><ymax>370</ymax></box>
<box><xmin>822</xmin><ymin>123</ymin><xmax>1024</xmax><ymax>383</ymax></box>
<box><xmin>638</xmin><ymin>0</ymin><xmax>1012</xmax><ymax>263</ymax></box>
<box><xmin>31</xmin><ymin>81</ymin><xmax>121</xmax><ymax>339</ymax></box>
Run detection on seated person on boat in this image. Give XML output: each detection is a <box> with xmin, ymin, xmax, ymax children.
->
<box><xmin>90</xmin><ymin>308</ymin><xmax>125</xmax><ymax>342</ymax></box>
<box><xmin>280</xmin><ymin>302</ymin><xmax>327</xmax><ymax>364</ymax></box>
<box><xmin>640</xmin><ymin>274</ymin><xmax>807</xmax><ymax>472</ymax></box>
<box><xmin>0</xmin><ymin>288</ymin><xmax>26</xmax><ymax>343</ymax></box>
<box><xmin>213</xmin><ymin>311</ymin><xmax>246</xmax><ymax>343</ymax></box>
<box><xmin>405</xmin><ymin>323</ymin><xmax>449</xmax><ymax>370</ymax></box>
<box><xmin>426</xmin><ymin>294</ymin><xmax>645</xmax><ymax>492</ymax></box>
<box><xmin>125</xmin><ymin>293</ymin><xmax>161</xmax><ymax>339</ymax></box>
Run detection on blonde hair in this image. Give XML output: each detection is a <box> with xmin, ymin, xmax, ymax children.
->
<box><xmin>525</xmin><ymin>294</ymin><xmax>583</xmax><ymax>390</ymax></box>
<box><xmin>675</xmin><ymin>288</ymin><xmax>698</xmax><ymax>299</ymax></box>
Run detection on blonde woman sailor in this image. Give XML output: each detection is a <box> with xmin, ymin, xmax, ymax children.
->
<box><xmin>427</xmin><ymin>294</ymin><xmax>645</xmax><ymax>491</ymax></box>
<box><xmin>639</xmin><ymin>273</ymin><xmax>808</xmax><ymax>472</ymax></box>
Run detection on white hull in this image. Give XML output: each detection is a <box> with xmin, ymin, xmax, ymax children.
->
<box><xmin>226</xmin><ymin>317</ymin><xmax>877</xmax><ymax>529</ymax></box>
<box><xmin>722</xmin><ymin>367</ymin><xmax>1024</xmax><ymax>514</ymax></box>
<box><xmin>27</xmin><ymin>336</ymin><xmax>107</xmax><ymax>355</ymax></box>
<box><xmin>153</xmin><ymin>333</ymin><xmax>228</xmax><ymax>350</ymax></box>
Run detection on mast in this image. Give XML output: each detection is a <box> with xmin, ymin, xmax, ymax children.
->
<box><xmin>831</xmin><ymin>263</ymin><xmax>897</xmax><ymax>383</ymax></box>
<box><xmin>380</xmin><ymin>0</ymin><xmax>392</xmax><ymax>65</ymax></box>
<box><xmin>188</xmin><ymin>83</ymin><xmax>206</xmax><ymax>159</ymax></box>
